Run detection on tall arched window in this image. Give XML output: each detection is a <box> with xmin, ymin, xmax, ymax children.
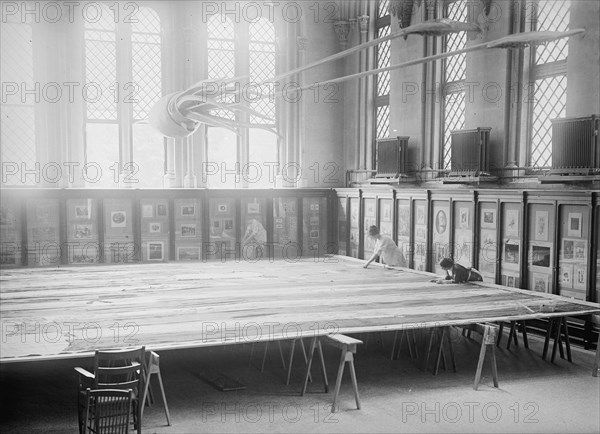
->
<box><xmin>375</xmin><ymin>0</ymin><xmax>391</xmax><ymax>141</ymax></box>
<box><xmin>206</xmin><ymin>14</ymin><xmax>238</xmax><ymax>188</ymax></box>
<box><xmin>0</xmin><ymin>13</ymin><xmax>35</xmax><ymax>186</ymax></box>
<box><xmin>205</xmin><ymin>13</ymin><xmax>279</xmax><ymax>188</ymax></box>
<box><xmin>441</xmin><ymin>0</ymin><xmax>467</xmax><ymax>169</ymax></box>
<box><xmin>527</xmin><ymin>0</ymin><xmax>570</xmax><ymax>168</ymax></box>
<box><xmin>84</xmin><ymin>5</ymin><xmax>162</xmax><ymax>188</ymax></box>
<box><xmin>248</xmin><ymin>18</ymin><xmax>277</xmax><ymax>188</ymax></box>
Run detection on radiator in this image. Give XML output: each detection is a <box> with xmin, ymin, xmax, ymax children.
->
<box><xmin>450</xmin><ymin>127</ymin><xmax>492</xmax><ymax>175</ymax></box>
<box><xmin>375</xmin><ymin>136</ymin><xmax>409</xmax><ymax>178</ymax></box>
<box><xmin>551</xmin><ymin>115</ymin><xmax>600</xmax><ymax>174</ymax></box>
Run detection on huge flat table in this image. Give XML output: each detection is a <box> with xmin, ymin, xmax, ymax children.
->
<box><xmin>1</xmin><ymin>256</ymin><xmax>599</xmax><ymax>363</ymax></box>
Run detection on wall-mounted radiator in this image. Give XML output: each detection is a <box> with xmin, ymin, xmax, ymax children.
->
<box><xmin>375</xmin><ymin>136</ymin><xmax>409</xmax><ymax>178</ymax></box>
<box><xmin>551</xmin><ymin>115</ymin><xmax>600</xmax><ymax>174</ymax></box>
<box><xmin>449</xmin><ymin>127</ymin><xmax>492</xmax><ymax>176</ymax></box>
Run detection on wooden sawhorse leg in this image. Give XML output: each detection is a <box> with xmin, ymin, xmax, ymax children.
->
<box><xmin>474</xmin><ymin>324</ymin><xmax>499</xmax><ymax>391</ymax></box>
<box><xmin>141</xmin><ymin>351</ymin><xmax>171</xmax><ymax>426</ymax></box>
<box><xmin>324</xmin><ymin>334</ymin><xmax>363</xmax><ymax>413</ymax></box>
<box><xmin>286</xmin><ymin>338</ymin><xmax>312</xmax><ymax>385</ymax></box>
<box><xmin>301</xmin><ymin>337</ymin><xmax>329</xmax><ymax>396</ymax></box>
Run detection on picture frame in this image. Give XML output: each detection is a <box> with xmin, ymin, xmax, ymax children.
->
<box><xmin>366</xmin><ymin>202</ymin><xmax>375</xmax><ymax>217</ymax></box>
<box><xmin>415</xmin><ymin>227</ymin><xmax>427</xmax><ymax>240</ymax></box>
<box><xmin>459</xmin><ymin>208</ymin><xmax>469</xmax><ymax>229</ymax></box>
<box><xmin>310</xmin><ymin>230</ymin><xmax>319</xmax><ymax>238</ymax></box>
<box><xmin>562</xmin><ymin>238</ymin><xmax>575</xmax><ymax>260</ymax></box>
<box><xmin>560</xmin><ymin>264</ymin><xmax>573</xmax><ymax>288</ymax></box>
<box><xmin>217</xmin><ymin>204</ymin><xmax>228</xmax><ymax>213</ymax></box>
<box><xmin>181</xmin><ymin>205</ymin><xmax>196</xmax><ymax>217</ymax></box>
<box><xmin>75</xmin><ymin>205</ymin><xmax>91</xmax><ymax>219</ymax></box>
<box><xmin>503</xmin><ymin>241</ymin><xmax>520</xmax><ymax>265</ymax></box>
<box><xmin>181</xmin><ymin>224</ymin><xmax>197</xmax><ymax>238</ymax></box>
<box><xmin>73</xmin><ymin>223</ymin><xmax>93</xmax><ymax>239</ymax></box>
<box><xmin>157</xmin><ymin>204</ymin><xmax>168</xmax><ymax>216</ymax></box>
<box><xmin>567</xmin><ymin>212</ymin><xmax>582</xmax><ymax>238</ymax></box>
<box><xmin>111</xmin><ymin>211</ymin><xmax>127</xmax><ymax>228</ymax></box>
<box><xmin>416</xmin><ymin>206</ymin><xmax>425</xmax><ymax>225</ymax></box>
<box><xmin>530</xmin><ymin>244</ymin><xmax>551</xmax><ymax>268</ymax></box>
<box><xmin>142</xmin><ymin>204</ymin><xmax>154</xmax><ymax>218</ymax></box>
<box><xmin>247</xmin><ymin>203</ymin><xmax>260</xmax><ymax>214</ymax></box>
<box><xmin>177</xmin><ymin>246</ymin><xmax>201</xmax><ymax>261</ymax></box>
<box><xmin>573</xmin><ymin>264</ymin><xmax>587</xmax><ymax>290</ymax></box>
<box><xmin>505</xmin><ymin>209</ymin><xmax>519</xmax><ymax>237</ymax></box>
<box><xmin>532</xmin><ymin>273</ymin><xmax>548</xmax><ymax>292</ymax></box>
<box><xmin>534</xmin><ymin>211</ymin><xmax>549</xmax><ymax>241</ymax></box>
<box><xmin>397</xmin><ymin>206</ymin><xmax>410</xmax><ymax>237</ymax></box>
<box><xmin>382</xmin><ymin>203</ymin><xmax>392</xmax><ymax>222</ymax></box>
<box><xmin>224</xmin><ymin>219</ymin><xmax>234</xmax><ymax>231</ymax></box>
<box><xmin>435</xmin><ymin>210</ymin><xmax>448</xmax><ymax>235</ymax></box>
<box><xmin>481</xmin><ymin>208</ymin><xmax>496</xmax><ymax>228</ymax></box>
<box><xmin>574</xmin><ymin>240</ymin><xmax>586</xmax><ymax>260</ymax></box>
<box><xmin>149</xmin><ymin>222</ymin><xmax>161</xmax><ymax>233</ymax></box>
<box><xmin>147</xmin><ymin>241</ymin><xmax>164</xmax><ymax>261</ymax></box>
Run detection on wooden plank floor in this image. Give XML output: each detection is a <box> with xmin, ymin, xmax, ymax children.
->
<box><xmin>1</xmin><ymin>256</ymin><xmax>599</xmax><ymax>363</ymax></box>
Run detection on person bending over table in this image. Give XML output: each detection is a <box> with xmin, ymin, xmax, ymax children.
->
<box><xmin>364</xmin><ymin>225</ymin><xmax>407</xmax><ymax>269</ymax></box>
<box><xmin>434</xmin><ymin>257</ymin><xmax>483</xmax><ymax>284</ymax></box>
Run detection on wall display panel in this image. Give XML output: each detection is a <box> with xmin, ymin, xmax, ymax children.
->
<box><xmin>337</xmin><ymin>198</ymin><xmax>348</xmax><ymax>255</ymax></box>
<box><xmin>174</xmin><ymin>198</ymin><xmax>202</xmax><ymax>261</ymax></box>
<box><xmin>453</xmin><ymin>202</ymin><xmax>473</xmax><ymax>268</ymax></box>
<box><xmin>500</xmin><ymin>202</ymin><xmax>521</xmax><ymax>288</ymax></box>
<box><xmin>478</xmin><ymin>202</ymin><xmax>498</xmax><ymax>283</ymax></box>
<box><xmin>0</xmin><ymin>199</ymin><xmax>22</xmax><ymax>267</ymax></box>
<box><xmin>66</xmin><ymin>198</ymin><xmax>99</xmax><ymax>264</ymax></box>
<box><xmin>396</xmin><ymin>200</ymin><xmax>411</xmax><ymax>266</ymax></box>
<box><xmin>527</xmin><ymin>203</ymin><xmax>556</xmax><ymax>293</ymax></box>
<box><xmin>557</xmin><ymin>204</ymin><xmax>589</xmax><ymax>300</ymax></box>
<box><xmin>432</xmin><ymin>201</ymin><xmax>450</xmax><ymax>275</ymax></box>
<box><xmin>379</xmin><ymin>199</ymin><xmax>393</xmax><ymax>238</ymax></box>
<box><xmin>273</xmin><ymin>197</ymin><xmax>299</xmax><ymax>258</ymax></box>
<box><xmin>208</xmin><ymin>198</ymin><xmax>237</xmax><ymax>261</ymax></box>
<box><xmin>349</xmin><ymin>198</ymin><xmax>360</xmax><ymax>258</ymax></box>
<box><xmin>302</xmin><ymin>197</ymin><xmax>328</xmax><ymax>258</ymax></box>
<box><xmin>140</xmin><ymin>199</ymin><xmax>169</xmax><ymax>262</ymax></box>
<box><xmin>363</xmin><ymin>198</ymin><xmax>377</xmax><ymax>260</ymax></box>
<box><xmin>413</xmin><ymin>200</ymin><xmax>428</xmax><ymax>271</ymax></box>
<box><xmin>26</xmin><ymin>198</ymin><xmax>61</xmax><ymax>266</ymax></box>
<box><xmin>241</xmin><ymin>197</ymin><xmax>268</xmax><ymax>260</ymax></box>
<box><xmin>103</xmin><ymin>198</ymin><xmax>136</xmax><ymax>264</ymax></box>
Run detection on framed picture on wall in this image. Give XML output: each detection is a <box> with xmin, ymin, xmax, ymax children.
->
<box><xmin>416</xmin><ymin>206</ymin><xmax>425</xmax><ymax>225</ymax></box>
<box><xmin>147</xmin><ymin>242</ymin><xmax>164</xmax><ymax>261</ymax></box>
<box><xmin>481</xmin><ymin>209</ymin><xmax>496</xmax><ymax>228</ymax></box>
<box><xmin>382</xmin><ymin>203</ymin><xmax>391</xmax><ymax>222</ymax></box>
<box><xmin>182</xmin><ymin>205</ymin><xmax>196</xmax><ymax>217</ymax></box>
<box><xmin>504</xmin><ymin>241</ymin><xmax>520</xmax><ymax>265</ymax></box>
<box><xmin>505</xmin><ymin>209</ymin><xmax>519</xmax><ymax>237</ymax></box>
<box><xmin>435</xmin><ymin>210</ymin><xmax>448</xmax><ymax>235</ymax></box>
<box><xmin>181</xmin><ymin>224</ymin><xmax>196</xmax><ymax>237</ymax></box>
<box><xmin>111</xmin><ymin>211</ymin><xmax>127</xmax><ymax>228</ymax></box>
<box><xmin>534</xmin><ymin>211</ymin><xmax>549</xmax><ymax>241</ymax></box>
<box><xmin>149</xmin><ymin>222</ymin><xmax>161</xmax><ymax>233</ymax></box>
<box><xmin>157</xmin><ymin>204</ymin><xmax>168</xmax><ymax>216</ymax></box>
<box><xmin>459</xmin><ymin>208</ymin><xmax>469</xmax><ymax>229</ymax></box>
<box><xmin>217</xmin><ymin>204</ymin><xmax>228</xmax><ymax>213</ymax></box>
<box><xmin>177</xmin><ymin>246</ymin><xmax>200</xmax><ymax>261</ymax></box>
<box><xmin>530</xmin><ymin>245</ymin><xmax>551</xmax><ymax>268</ymax></box>
<box><xmin>247</xmin><ymin>203</ymin><xmax>260</xmax><ymax>214</ymax></box>
<box><xmin>567</xmin><ymin>213</ymin><xmax>582</xmax><ymax>238</ymax></box>
<box><xmin>574</xmin><ymin>240</ymin><xmax>586</xmax><ymax>260</ymax></box>
<box><xmin>398</xmin><ymin>206</ymin><xmax>410</xmax><ymax>237</ymax></box>
<box><xmin>142</xmin><ymin>205</ymin><xmax>154</xmax><ymax>218</ymax></box>
<box><xmin>562</xmin><ymin>239</ymin><xmax>575</xmax><ymax>260</ymax></box>
<box><xmin>573</xmin><ymin>264</ymin><xmax>587</xmax><ymax>290</ymax></box>
<box><xmin>75</xmin><ymin>205</ymin><xmax>91</xmax><ymax>219</ymax></box>
<box><xmin>73</xmin><ymin>224</ymin><xmax>93</xmax><ymax>239</ymax></box>
<box><xmin>560</xmin><ymin>264</ymin><xmax>573</xmax><ymax>288</ymax></box>
<box><xmin>532</xmin><ymin>273</ymin><xmax>548</xmax><ymax>292</ymax></box>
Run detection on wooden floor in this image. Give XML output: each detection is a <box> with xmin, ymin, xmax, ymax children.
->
<box><xmin>1</xmin><ymin>256</ymin><xmax>599</xmax><ymax>363</ymax></box>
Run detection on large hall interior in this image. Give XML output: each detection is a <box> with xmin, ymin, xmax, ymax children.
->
<box><xmin>1</xmin><ymin>0</ymin><xmax>599</xmax><ymax>433</ymax></box>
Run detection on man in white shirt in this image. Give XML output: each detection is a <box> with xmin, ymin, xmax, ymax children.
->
<box><xmin>364</xmin><ymin>225</ymin><xmax>407</xmax><ymax>269</ymax></box>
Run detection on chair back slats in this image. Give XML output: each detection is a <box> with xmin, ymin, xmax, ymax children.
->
<box><xmin>84</xmin><ymin>388</ymin><xmax>132</xmax><ymax>434</ymax></box>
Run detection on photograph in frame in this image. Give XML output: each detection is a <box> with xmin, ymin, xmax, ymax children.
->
<box><xmin>534</xmin><ymin>211</ymin><xmax>549</xmax><ymax>241</ymax></box>
<box><xmin>147</xmin><ymin>242</ymin><xmax>164</xmax><ymax>261</ymax></box>
<box><xmin>567</xmin><ymin>213</ymin><xmax>582</xmax><ymax>238</ymax></box>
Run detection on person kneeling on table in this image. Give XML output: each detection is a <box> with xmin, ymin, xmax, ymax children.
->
<box><xmin>433</xmin><ymin>257</ymin><xmax>483</xmax><ymax>284</ymax></box>
<box><xmin>364</xmin><ymin>225</ymin><xmax>407</xmax><ymax>269</ymax></box>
